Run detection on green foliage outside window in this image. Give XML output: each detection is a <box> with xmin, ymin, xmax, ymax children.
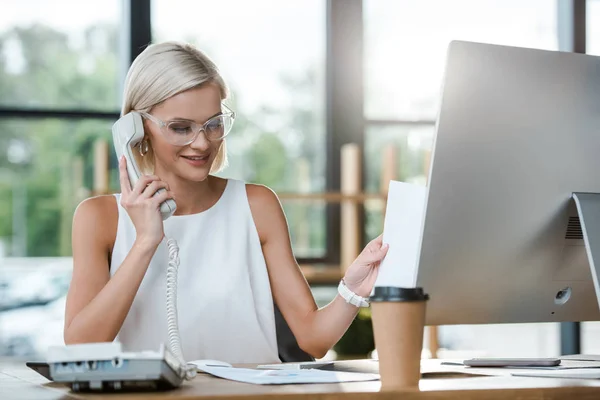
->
<box><xmin>0</xmin><ymin>23</ymin><xmax>326</xmax><ymax>258</ymax></box>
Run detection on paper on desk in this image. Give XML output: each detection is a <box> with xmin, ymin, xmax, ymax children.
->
<box><xmin>375</xmin><ymin>180</ymin><xmax>427</xmax><ymax>289</ymax></box>
<box><xmin>192</xmin><ymin>364</ymin><xmax>380</xmax><ymax>385</ymax></box>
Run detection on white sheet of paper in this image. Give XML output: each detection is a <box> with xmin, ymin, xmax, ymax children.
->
<box><xmin>375</xmin><ymin>181</ymin><xmax>427</xmax><ymax>289</ymax></box>
<box><xmin>256</xmin><ymin>361</ymin><xmax>334</xmax><ymax>370</ymax></box>
<box><xmin>191</xmin><ymin>363</ymin><xmax>380</xmax><ymax>385</ymax></box>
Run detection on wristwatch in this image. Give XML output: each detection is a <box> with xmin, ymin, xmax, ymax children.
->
<box><xmin>338</xmin><ymin>279</ymin><xmax>370</xmax><ymax>308</ymax></box>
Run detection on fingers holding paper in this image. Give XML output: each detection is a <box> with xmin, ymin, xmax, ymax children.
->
<box><xmin>362</xmin><ymin>234</ymin><xmax>389</xmax><ymax>264</ymax></box>
<box><xmin>341</xmin><ymin>234</ymin><xmax>389</xmax><ymax>298</ymax></box>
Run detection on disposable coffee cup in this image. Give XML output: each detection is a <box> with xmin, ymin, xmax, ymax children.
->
<box><xmin>370</xmin><ymin>286</ymin><xmax>429</xmax><ymax>390</ymax></box>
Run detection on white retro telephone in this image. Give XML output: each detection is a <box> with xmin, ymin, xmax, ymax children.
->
<box><xmin>112</xmin><ymin>112</ymin><xmax>177</xmax><ymax>219</ymax></box>
<box><xmin>111</xmin><ymin>112</ymin><xmax>196</xmax><ymax>380</ymax></box>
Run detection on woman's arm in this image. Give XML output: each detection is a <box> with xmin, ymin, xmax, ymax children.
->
<box><xmin>63</xmin><ymin>196</ymin><xmax>160</xmax><ymax>344</ymax></box>
<box><xmin>64</xmin><ymin>158</ymin><xmax>175</xmax><ymax>344</ymax></box>
<box><xmin>247</xmin><ymin>184</ymin><xmax>388</xmax><ymax>359</ymax></box>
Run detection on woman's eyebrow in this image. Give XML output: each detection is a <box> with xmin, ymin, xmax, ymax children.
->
<box><xmin>170</xmin><ymin>111</ymin><xmax>223</xmax><ymax>122</ymax></box>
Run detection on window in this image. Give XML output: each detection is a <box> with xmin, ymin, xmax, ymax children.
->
<box><xmin>0</xmin><ymin>0</ymin><xmax>589</xmax><ymax>362</ymax></box>
<box><xmin>0</xmin><ymin>0</ymin><xmax>122</xmax><ymax>359</ymax></box>
<box><xmin>364</xmin><ymin>124</ymin><xmax>434</xmax><ymax>240</ymax></box>
<box><xmin>363</xmin><ymin>0</ymin><xmax>559</xmax><ymax>231</ymax></box>
<box><xmin>0</xmin><ymin>118</ymin><xmax>114</xmax><ymax>358</ymax></box>
<box><xmin>363</xmin><ymin>0</ymin><xmax>561</xmax><ymax>358</ymax></box>
<box><xmin>152</xmin><ymin>0</ymin><xmax>327</xmax><ymax>258</ymax></box>
<box><xmin>588</xmin><ymin>0</ymin><xmax>600</xmax><ymax>55</ymax></box>
<box><xmin>0</xmin><ymin>119</ymin><xmax>114</xmax><ymax>258</ymax></box>
<box><xmin>364</xmin><ymin>0</ymin><xmax>558</xmax><ymax>121</ymax></box>
<box><xmin>0</xmin><ymin>0</ymin><xmax>121</xmax><ymax>111</ymax></box>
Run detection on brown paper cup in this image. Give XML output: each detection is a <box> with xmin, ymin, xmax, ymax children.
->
<box><xmin>370</xmin><ymin>286</ymin><xmax>429</xmax><ymax>391</ymax></box>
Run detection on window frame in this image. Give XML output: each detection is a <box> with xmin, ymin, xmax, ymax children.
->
<box><xmin>0</xmin><ymin>0</ymin><xmax>589</xmax><ymax>270</ymax></box>
<box><xmin>0</xmin><ymin>0</ymin><xmax>338</xmax><ymax>266</ymax></box>
<box><xmin>361</xmin><ymin>0</ymin><xmax>588</xmax><ymax>356</ymax></box>
<box><xmin>0</xmin><ymin>0</ymin><xmax>591</xmax><ymax>354</ymax></box>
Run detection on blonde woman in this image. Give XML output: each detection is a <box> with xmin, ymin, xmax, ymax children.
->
<box><xmin>64</xmin><ymin>41</ymin><xmax>389</xmax><ymax>365</ymax></box>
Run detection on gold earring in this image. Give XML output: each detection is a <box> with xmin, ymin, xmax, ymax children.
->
<box><xmin>139</xmin><ymin>139</ymin><xmax>149</xmax><ymax>156</ymax></box>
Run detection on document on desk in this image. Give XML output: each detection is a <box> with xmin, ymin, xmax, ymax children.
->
<box><xmin>192</xmin><ymin>364</ymin><xmax>380</xmax><ymax>385</ymax></box>
<box><xmin>375</xmin><ymin>180</ymin><xmax>427</xmax><ymax>289</ymax></box>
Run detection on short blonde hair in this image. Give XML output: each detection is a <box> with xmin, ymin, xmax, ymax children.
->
<box><xmin>121</xmin><ymin>41</ymin><xmax>229</xmax><ymax>174</ymax></box>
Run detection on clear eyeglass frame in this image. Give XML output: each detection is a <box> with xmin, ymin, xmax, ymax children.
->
<box><xmin>140</xmin><ymin>104</ymin><xmax>235</xmax><ymax>146</ymax></box>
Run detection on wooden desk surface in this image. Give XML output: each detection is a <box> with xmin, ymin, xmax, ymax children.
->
<box><xmin>3</xmin><ymin>359</ymin><xmax>600</xmax><ymax>400</ymax></box>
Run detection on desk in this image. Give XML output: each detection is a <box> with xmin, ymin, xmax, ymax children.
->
<box><xmin>3</xmin><ymin>359</ymin><xmax>600</xmax><ymax>400</ymax></box>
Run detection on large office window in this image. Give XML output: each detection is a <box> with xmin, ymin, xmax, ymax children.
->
<box><xmin>1</xmin><ymin>0</ymin><xmax>328</xmax><ymax>359</ymax></box>
<box><xmin>0</xmin><ymin>0</ymin><xmax>591</xmax><ymax>361</ymax></box>
<box><xmin>0</xmin><ymin>118</ymin><xmax>113</xmax><ymax>358</ymax></box>
<box><xmin>364</xmin><ymin>0</ymin><xmax>557</xmax><ymax>122</ymax></box>
<box><xmin>363</xmin><ymin>0</ymin><xmax>558</xmax><ymax>241</ymax></box>
<box><xmin>152</xmin><ymin>0</ymin><xmax>327</xmax><ymax>258</ymax></box>
<box><xmin>0</xmin><ymin>1</ymin><xmax>122</xmax><ymax>358</ymax></box>
<box><xmin>363</xmin><ymin>0</ymin><xmax>561</xmax><ymax>358</ymax></box>
<box><xmin>0</xmin><ymin>3</ymin><xmax>122</xmax><ymax>258</ymax></box>
<box><xmin>1</xmin><ymin>119</ymin><xmax>113</xmax><ymax>257</ymax></box>
<box><xmin>0</xmin><ymin>2</ymin><xmax>123</xmax><ymax>259</ymax></box>
<box><xmin>0</xmin><ymin>0</ymin><xmax>121</xmax><ymax>110</ymax></box>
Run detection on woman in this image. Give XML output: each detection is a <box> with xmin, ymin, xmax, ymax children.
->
<box><xmin>64</xmin><ymin>41</ymin><xmax>389</xmax><ymax>365</ymax></box>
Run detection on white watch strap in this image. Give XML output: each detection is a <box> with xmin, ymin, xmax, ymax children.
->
<box><xmin>338</xmin><ymin>279</ymin><xmax>370</xmax><ymax>308</ymax></box>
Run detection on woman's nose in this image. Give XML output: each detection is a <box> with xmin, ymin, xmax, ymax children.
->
<box><xmin>189</xmin><ymin>129</ymin><xmax>210</xmax><ymax>151</ymax></box>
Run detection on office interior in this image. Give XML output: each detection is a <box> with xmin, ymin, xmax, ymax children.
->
<box><xmin>0</xmin><ymin>0</ymin><xmax>598</xmax><ymax>363</ymax></box>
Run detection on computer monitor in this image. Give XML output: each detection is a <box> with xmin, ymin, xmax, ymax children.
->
<box><xmin>416</xmin><ymin>41</ymin><xmax>600</xmax><ymax>326</ymax></box>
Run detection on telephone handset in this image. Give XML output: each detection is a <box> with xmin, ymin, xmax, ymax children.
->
<box><xmin>111</xmin><ymin>111</ymin><xmax>177</xmax><ymax>220</ymax></box>
<box><xmin>111</xmin><ymin>112</ymin><xmax>196</xmax><ymax>380</ymax></box>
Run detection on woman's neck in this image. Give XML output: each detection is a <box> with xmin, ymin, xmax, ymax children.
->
<box><xmin>156</xmin><ymin>172</ymin><xmax>224</xmax><ymax>215</ymax></box>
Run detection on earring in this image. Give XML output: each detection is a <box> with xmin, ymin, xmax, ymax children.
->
<box><xmin>139</xmin><ymin>139</ymin><xmax>149</xmax><ymax>156</ymax></box>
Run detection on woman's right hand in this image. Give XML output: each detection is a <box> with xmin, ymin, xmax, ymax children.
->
<box><xmin>118</xmin><ymin>155</ymin><xmax>174</xmax><ymax>247</ymax></box>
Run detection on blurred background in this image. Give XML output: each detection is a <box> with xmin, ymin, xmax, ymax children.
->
<box><xmin>0</xmin><ymin>0</ymin><xmax>599</xmax><ymax>361</ymax></box>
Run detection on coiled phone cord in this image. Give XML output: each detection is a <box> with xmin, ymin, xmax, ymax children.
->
<box><xmin>166</xmin><ymin>237</ymin><xmax>197</xmax><ymax>380</ymax></box>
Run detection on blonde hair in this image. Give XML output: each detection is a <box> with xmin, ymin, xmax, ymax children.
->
<box><xmin>121</xmin><ymin>41</ymin><xmax>229</xmax><ymax>174</ymax></box>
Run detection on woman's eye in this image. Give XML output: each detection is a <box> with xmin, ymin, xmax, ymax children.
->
<box><xmin>169</xmin><ymin>123</ymin><xmax>193</xmax><ymax>134</ymax></box>
<box><xmin>206</xmin><ymin>120</ymin><xmax>224</xmax><ymax>132</ymax></box>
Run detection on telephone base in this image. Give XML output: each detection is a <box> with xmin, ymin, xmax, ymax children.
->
<box><xmin>46</xmin><ymin>342</ymin><xmax>184</xmax><ymax>392</ymax></box>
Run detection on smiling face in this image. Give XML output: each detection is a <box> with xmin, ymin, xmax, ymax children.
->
<box><xmin>144</xmin><ymin>83</ymin><xmax>224</xmax><ymax>182</ymax></box>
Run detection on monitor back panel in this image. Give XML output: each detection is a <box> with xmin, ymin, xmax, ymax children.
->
<box><xmin>417</xmin><ymin>41</ymin><xmax>600</xmax><ymax>325</ymax></box>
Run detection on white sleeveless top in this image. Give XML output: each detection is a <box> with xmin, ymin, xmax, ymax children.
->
<box><xmin>110</xmin><ymin>178</ymin><xmax>281</xmax><ymax>364</ymax></box>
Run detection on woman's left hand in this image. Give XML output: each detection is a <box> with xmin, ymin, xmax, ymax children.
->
<box><xmin>342</xmin><ymin>234</ymin><xmax>389</xmax><ymax>298</ymax></box>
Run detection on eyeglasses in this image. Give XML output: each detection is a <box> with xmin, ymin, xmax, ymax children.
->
<box><xmin>140</xmin><ymin>104</ymin><xmax>235</xmax><ymax>146</ymax></box>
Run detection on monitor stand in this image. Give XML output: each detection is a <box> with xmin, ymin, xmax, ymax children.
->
<box><xmin>572</xmin><ymin>192</ymin><xmax>600</xmax><ymax>310</ymax></box>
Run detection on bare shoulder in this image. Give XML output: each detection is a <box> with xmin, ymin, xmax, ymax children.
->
<box><xmin>245</xmin><ymin>183</ymin><xmax>286</xmax><ymax>244</ymax></box>
<box><xmin>73</xmin><ymin>195</ymin><xmax>119</xmax><ymax>249</ymax></box>
<box><xmin>74</xmin><ymin>195</ymin><xmax>118</xmax><ymax>222</ymax></box>
<box><xmin>245</xmin><ymin>183</ymin><xmax>281</xmax><ymax>209</ymax></box>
